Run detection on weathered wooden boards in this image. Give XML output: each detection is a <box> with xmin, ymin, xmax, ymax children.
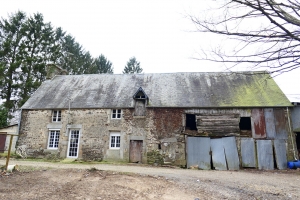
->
<box><xmin>196</xmin><ymin>114</ymin><xmax>240</xmax><ymax>135</ymax></box>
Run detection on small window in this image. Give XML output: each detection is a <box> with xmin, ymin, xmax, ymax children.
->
<box><xmin>186</xmin><ymin>114</ymin><xmax>197</xmax><ymax>130</ymax></box>
<box><xmin>48</xmin><ymin>130</ymin><xmax>60</xmax><ymax>149</ymax></box>
<box><xmin>111</xmin><ymin>109</ymin><xmax>121</xmax><ymax>119</ymax></box>
<box><xmin>52</xmin><ymin>110</ymin><xmax>61</xmax><ymax>122</ymax></box>
<box><xmin>239</xmin><ymin>117</ymin><xmax>252</xmax><ymax>130</ymax></box>
<box><xmin>110</xmin><ymin>133</ymin><xmax>121</xmax><ymax>149</ymax></box>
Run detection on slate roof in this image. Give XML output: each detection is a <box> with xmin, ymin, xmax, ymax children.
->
<box><xmin>21</xmin><ymin>71</ymin><xmax>291</xmax><ymax>109</ymax></box>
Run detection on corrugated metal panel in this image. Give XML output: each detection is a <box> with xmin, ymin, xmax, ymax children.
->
<box><xmin>257</xmin><ymin>140</ymin><xmax>274</xmax><ymax>170</ymax></box>
<box><xmin>274</xmin><ymin>109</ymin><xmax>288</xmax><ymax>139</ymax></box>
<box><xmin>251</xmin><ymin>109</ymin><xmax>266</xmax><ymax>138</ymax></box>
<box><xmin>211</xmin><ymin>138</ymin><xmax>227</xmax><ymax>170</ymax></box>
<box><xmin>21</xmin><ymin>72</ymin><xmax>291</xmax><ymax>109</ymax></box>
<box><xmin>186</xmin><ymin>137</ymin><xmax>211</xmax><ymax>169</ymax></box>
<box><xmin>223</xmin><ymin>137</ymin><xmax>240</xmax><ymax>170</ymax></box>
<box><xmin>291</xmin><ymin>107</ymin><xmax>300</xmax><ymax>132</ymax></box>
<box><xmin>274</xmin><ymin>140</ymin><xmax>287</xmax><ymax>170</ymax></box>
<box><xmin>264</xmin><ymin>108</ymin><xmax>276</xmax><ymax>139</ymax></box>
<box><xmin>241</xmin><ymin>138</ymin><xmax>256</xmax><ymax>168</ymax></box>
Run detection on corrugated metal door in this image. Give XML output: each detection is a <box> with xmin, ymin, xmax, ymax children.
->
<box><xmin>274</xmin><ymin>140</ymin><xmax>287</xmax><ymax>170</ymax></box>
<box><xmin>251</xmin><ymin>109</ymin><xmax>267</xmax><ymax>138</ymax></box>
<box><xmin>257</xmin><ymin>140</ymin><xmax>274</xmax><ymax>170</ymax></box>
<box><xmin>0</xmin><ymin>133</ymin><xmax>6</xmax><ymax>153</ymax></box>
<box><xmin>186</xmin><ymin>137</ymin><xmax>211</xmax><ymax>169</ymax></box>
<box><xmin>211</xmin><ymin>138</ymin><xmax>227</xmax><ymax>170</ymax></box>
<box><xmin>241</xmin><ymin>138</ymin><xmax>256</xmax><ymax>168</ymax></box>
<box><xmin>223</xmin><ymin>137</ymin><xmax>240</xmax><ymax>170</ymax></box>
<box><xmin>130</xmin><ymin>140</ymin><xmax>143</xmax><ymax>163</ymax></box>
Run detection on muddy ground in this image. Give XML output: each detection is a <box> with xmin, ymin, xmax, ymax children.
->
<box><xmin>1</xmin><ymin>160</ymin><xmax>300</xmax><ymax>199</ymax></box>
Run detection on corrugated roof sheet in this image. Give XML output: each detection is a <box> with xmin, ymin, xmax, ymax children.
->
<box><xmin>21</xmin><ymin>72</ymin><xmax>291</xmax><ymax>109</ymax></box>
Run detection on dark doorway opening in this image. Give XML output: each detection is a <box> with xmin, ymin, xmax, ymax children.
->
<box><xmin>296</xmin><ymin>132</ymin><xmax>300</xmax><ymax>158</ymax></box>
<box><xmin>239</xmin><ymin>117</ymin><xmax>252</xmax><ymax>130</ymax></box>
<box><xmin>186</xmin><ymin>114</ymin><xmax>197</xmax><ymax>130</ymax></box>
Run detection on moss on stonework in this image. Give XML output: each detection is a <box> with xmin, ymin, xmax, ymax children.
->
<box><xmin>147</xmin><ymin>150</ymin><xmax>164</xmax><ymax>165</ymax></box>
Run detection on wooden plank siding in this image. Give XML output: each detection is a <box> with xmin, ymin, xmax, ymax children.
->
<box><xmin>196</xmin><ymin>114</ymin><xmax>240</xmax><ymax>136</ymax></box>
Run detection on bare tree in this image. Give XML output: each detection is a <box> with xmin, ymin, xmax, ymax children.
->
<box><xmin>189</xmin><ymin>0</ymin><xmax>300</xmax><ymax>76</ymax></box>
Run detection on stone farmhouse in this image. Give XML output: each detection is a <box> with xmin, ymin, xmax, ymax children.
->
<box><xmin>17</xmin><ymin>71</ymin><xmax>296</xmax><ymax>170</ymax></box>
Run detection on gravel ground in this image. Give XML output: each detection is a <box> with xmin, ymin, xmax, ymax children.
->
<box><xmin>1</xmin><ymin>159</ymin><xmax>300</xmax><ymax>199</ymax></box>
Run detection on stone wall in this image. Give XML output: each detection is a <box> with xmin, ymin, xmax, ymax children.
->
<box><xmin>18</xmin><ymin>108</ymin><xmax>187</xmax><ymax>165</ymax></box>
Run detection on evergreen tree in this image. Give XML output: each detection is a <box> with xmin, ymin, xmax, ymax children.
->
<box><xmin>0</xmin><ymin>104</ymin><xmax>8</xmax><ymax>128</ymax></box>
<box><xmin>18</xmin><ymin>13</ymin><xmax>58</xmax><ymax>107</ymax></box>
<box><xmin>0</xmin><ymin>11</ymin><xmax>27</xmax><ymax>110</ymax></box>
<box><xmin>0</xmin><ymin>11</ymin><xmax>113</xmax><ymax>111</ymax></box>
<box><xmin>88</xmin><ymin>54</ymin><xmax>113</xmax><ymax>74</ymax></box>
<box><xmin>123</xmin><ymin>57</ymin><xmax>143</xmax><ymax>74</ymax></box>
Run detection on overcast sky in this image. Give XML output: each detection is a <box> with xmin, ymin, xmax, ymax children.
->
<box><xmin>1</xmin><ymin>0</ymin><xmax>299</xmax><ymax>97</ymax></box>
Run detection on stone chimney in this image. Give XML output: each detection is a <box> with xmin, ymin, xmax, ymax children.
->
<box><xmin>46</xmin><ymin>64</ymin><xmax>68</xmax><ymax>79</ymax></box>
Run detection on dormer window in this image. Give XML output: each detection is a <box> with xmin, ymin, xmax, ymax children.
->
<box><xmin>52</xmin><ymin>110</ymin><xmax>61</xmax><ymax>122</ymax></box>
<box><xmin>133</xmin><ymin>87</ymin><xmax>148</xmax><ymax>116</ymax></box>
<box><xmin>133</xmin><ymin>87</ymin><xmax>148</xmax><ymax>100</ymax></box>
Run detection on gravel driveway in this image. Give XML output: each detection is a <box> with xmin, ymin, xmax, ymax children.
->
<box><xmin>1</xmin><ymin>159</ymin><xmax>300</xmax><ymax>199</ymax></box>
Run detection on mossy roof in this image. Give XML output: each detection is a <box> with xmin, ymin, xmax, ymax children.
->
<box><xmin>21</xmin><ymin>71</ymin><xmax>291</xmax><ymax>109</ymax></box>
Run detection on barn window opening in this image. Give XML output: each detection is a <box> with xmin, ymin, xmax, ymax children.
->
<box><xmin>239</xmin><ymin>117</ymin><xmax>252</xmax><ymax>130</ymax></box>
<box><xmin>186</xmin><ymin>114</ymin><xmax>197</xmax><ymax>130</ymax></box>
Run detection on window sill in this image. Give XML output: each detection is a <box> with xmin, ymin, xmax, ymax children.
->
<box><xmin>47</xmin><ymin>148</ymin><xmax>59</xmax><ymax>150</ymax></box>
<box><xmin>133</xmin><ymin>116</ymin><xmax>146</xmax><ymax>119</ymax></box>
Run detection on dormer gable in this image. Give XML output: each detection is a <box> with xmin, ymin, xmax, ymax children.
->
<box><xmin>133</xmin><ymin>87</ymin><xmax>148</xmax><ymax>100</ymax></box>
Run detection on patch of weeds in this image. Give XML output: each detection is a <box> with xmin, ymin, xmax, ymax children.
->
<box><xmin>88</xmin><ymin>167</ymin><xmax>98</xmax><ymax>172</ymax></box>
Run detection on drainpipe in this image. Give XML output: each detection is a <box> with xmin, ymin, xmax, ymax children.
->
<box><xmin>287</xmin><ymin>107</ymin><xmax>297</xmax><ymax>160</ymax></box>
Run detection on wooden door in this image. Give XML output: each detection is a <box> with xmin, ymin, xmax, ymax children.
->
<box><xmin>0</xmin><ymin>133</ymin><xmax>6</xmax><ymax>153</ymax></box>
<box><xmin>134</xmin><ymin>100</ymin><xmax>145</xmax><ymax>116</ymax></box>
<box><xmin>130</xmin><ymin>140</ymin><xmax>143</xmax><ymax>163</ymax></box>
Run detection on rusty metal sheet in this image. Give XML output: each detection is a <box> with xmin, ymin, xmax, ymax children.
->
<box><xmin>241</xmin><ymin>138</ymin><xmax>256</xmax><ymax>168</ymax></box>
<box><xmin>251</xmin><ymin>109</ymin><xmax>267</xmax><ymax>138</ymax></box>
<box><xmin>257</xmin><ymin>140</ymin><xmax>274</xmax><ymax>170</ymax></box>
<box><xmin>264</xmin><ymin>108</ymin><xmax>276</xmax><ymax>139</ymax></box>
<box><xmin>223</xmin><ymin>137</ymin><xmax>240</xmax><ymax>170</ymax></box>
<box><xmin>274</xmin><ymin>109</ymin><xmax>288</xmax><ymax>139</ymax></box>
<box><xmin>211</xmin><ymin>138</ymin><xmax>227</xmax><ymax>170</ymax></box>
<box><xmin>274</xmin><ymin>140</ymin><xmax>287</xmax><ymax>170</ymax></box>
<box><xmin>186</xmin><ymin>137</ymin><xmax>211</xmax><ymax>170</ymax></box>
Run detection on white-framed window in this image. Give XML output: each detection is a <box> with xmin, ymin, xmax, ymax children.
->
<box><xmin>52</xmin><ymin>110</ymin><xmax>61</xmax><ymax>122</ymax></box>
<box><xmin>48</xmin><ymin>130</ymin><xmax>60</xmax><ymax>149</ymax></box>
<box><xmin>110</xmin><ymin>133</ymin><xmax>120</xmax><ymax>149</ymax></box>
<box><xmin>111</xmin><ymin>109</ymin><xmax>122</xmax><ymax>119</ymax></box>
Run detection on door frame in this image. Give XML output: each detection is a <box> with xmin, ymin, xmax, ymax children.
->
<box><xmin>67</xmin><ymin>129</ymin><xmax>81</xmax><ymax>158</ymax></box>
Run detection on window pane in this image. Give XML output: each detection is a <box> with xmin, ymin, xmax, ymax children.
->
<box><xmin>111</xmin><ymin>136</ymin><xmax>115</xmax><ymax>147</ymax></box>
<box><xmin>116</xmin><ymin>136</ymin><xmax>120</xmax><ymax>147</ymax></box>
<box><xmin>57</xmin><ymin>111</ymin><xmax>61</xmax><ymax>121</ymax></box>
